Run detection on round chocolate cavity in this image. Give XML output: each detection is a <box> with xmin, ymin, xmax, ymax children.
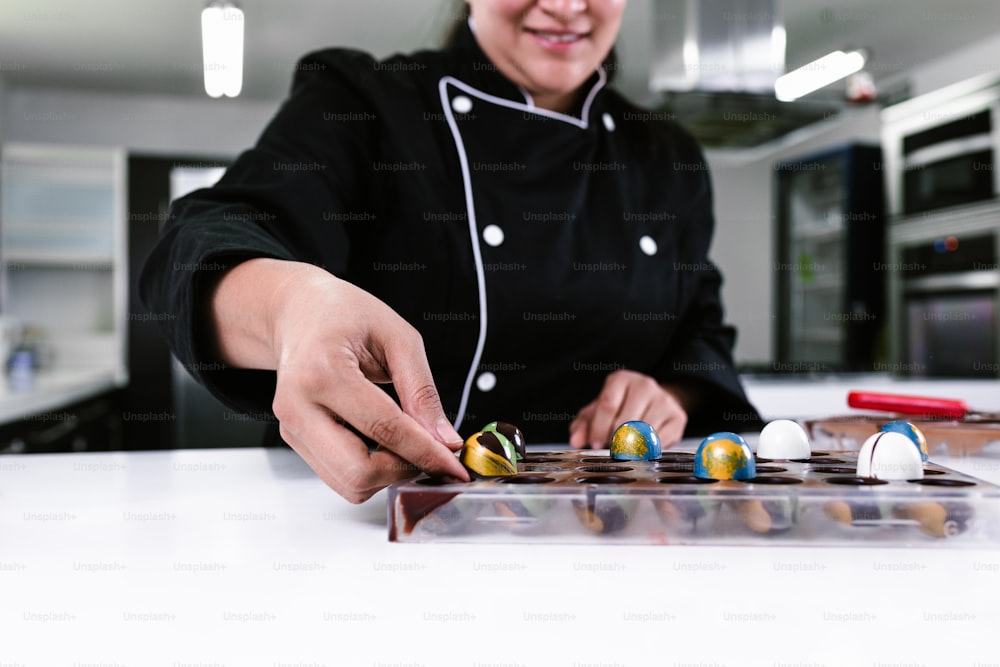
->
<box><xmin>908</xmin><ymin>478</ymin><xmax>976</xmax><ymax>487</ymax></box>
<box><xmin>655</xmin><ymin>475</ymin><xmax>718</xmax><ymax>485</ymax></box>
<box><xmin>825</xmin><ymin>476</ymin><xmax>889</xmax><ymax>486</ymax></box>
<box><xmin>579</xmin><ymin>457</ymin><xmax>615</xmax><ymax>463</ymax></box>
<box><xmin>807</xmin><ymin>466</ymin><xmax>858</xmax><ymax>474</ymax></box>
<box><xmin>653</xmin><ymin>462</ymin><xmax>694</xmax><ymax>473</ymax></box>
<box><xmin>497</xmin><ymin>475</ymin><xmax>556</xmax><ymax>484</ymax></box>
<box><xmin>753</xmin><ymin>466</ymin><xmax>788</xmax><ymax>473</ymax></box>
<box><xmin>520</xmin><ymin>456</ymin><xmax>561</xmax><ymax>464</ymax></box>
<box><xmin>737</xmin><ymin>476</ymin><xmax>802</xmax><ymax>485</ymax></box>
<box><xmin>577</xmin><ymin>465</ymin><xmax>633</xmax><ymax>473</ymax></box>
<box><xmin>791</xmin><ymin>457</ymin><xmax>847</xmax><ymax>464</ymax></box>
<box><xmin>922</xmin><ymin>469</ymin><xmax>946</xmax><ymax>475</ymax></box>
<box><xmin>655</xmin><ymin>452</ymin><xmax>695</xmax><ymax>462</ymax></box>
<box><xmin>754</xmin><ymin>457</ymin><xmax>775</xmax><ymax>463</ymax></box>
<box><xmin>573</xmin><ymin>475</ymin><xmax>636</xmax><ymax>485</ymax></box>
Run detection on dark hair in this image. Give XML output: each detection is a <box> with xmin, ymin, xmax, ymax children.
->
<box><xmin>441</xmin><ymin>1</ymin><xmax>620</xmax><ymax>83</ymax></box>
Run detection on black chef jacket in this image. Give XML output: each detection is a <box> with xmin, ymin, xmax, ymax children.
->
<box><xmin>139</xmin><ymin>23</ymin><xmax>763</xmax><ymax>444</ymax></box>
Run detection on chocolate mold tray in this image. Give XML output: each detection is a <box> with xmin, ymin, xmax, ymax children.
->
<box><xmin>387</xmin><ymin>450</ymin><xmax>1000</xmax><ymax>546</ymax></box>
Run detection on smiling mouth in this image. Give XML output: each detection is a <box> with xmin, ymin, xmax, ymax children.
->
<box><xmin>525</xmin><ymin>28</ymin><xmax>590</xmax><ymax>44</ymax></box>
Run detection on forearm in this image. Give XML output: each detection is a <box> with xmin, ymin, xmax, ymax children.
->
<box><xmin>209</xmin><ymin>257</ymin><xmax>312</xmax><ymax>370</ymax></box>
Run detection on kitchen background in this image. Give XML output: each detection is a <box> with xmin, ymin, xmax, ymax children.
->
<box><xmin>0</xmin><ymin>0</ymin><xmax>998</xmax><ymax>452</ymax></box>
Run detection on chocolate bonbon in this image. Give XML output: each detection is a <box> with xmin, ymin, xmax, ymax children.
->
<box><xmin>610</xmin><ymin>420</ymin><xmax>661</xmax><ymax>461</ymax></box>
<box><xmin>459</xmin><ymin>428</ymin><xmax>517</xmax><ymax>478</ymax></box>
<box><xmin>694</xmin><ymin>432</ymin><xmax>756</xmax><ymax>481</ymax></box>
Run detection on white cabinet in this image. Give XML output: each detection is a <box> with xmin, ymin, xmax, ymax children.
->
<box><xmin>0</xmin><ymin>142</ymin><xmax>127</xmax><ymax>383</ymax></box>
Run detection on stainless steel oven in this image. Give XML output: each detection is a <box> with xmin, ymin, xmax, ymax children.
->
<box><xmin>901</xmin><ymin>109</ymin><xmax>994</xmax><ymax>214</ymax></box>
<box><xmin>882</xmin><ymin>73</ymin><xmax>1000</xmax><ymax>218</ymax></box>
<box><xmin>899</xmin><ymin>232</ymin><xmax>998</xmax><ymax>377</ymax></box>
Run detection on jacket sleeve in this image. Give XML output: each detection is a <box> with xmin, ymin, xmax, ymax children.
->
<box><xmin>649</xmin><ymin>135</ymin><xmax>763</xmax><ymax>435</ymax></box>
<box><xmin>138</xmin><ymin>49</ymin><xmax>379</xmax><ymax>415</ymax></box>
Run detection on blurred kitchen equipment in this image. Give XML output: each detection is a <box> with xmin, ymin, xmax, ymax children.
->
<box><xmin>897</xmin><ymin>231</ymin><xmax>998</xmax><ymax>377</ymax></box>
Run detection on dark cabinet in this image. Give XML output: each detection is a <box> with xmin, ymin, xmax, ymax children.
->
<box><xmin>774</xmin><ymin>144</ymin><xmax>886</xmax><ymax>371</ymax></box>
<box><xmin>0</xmin><ymin>390</ymin><xmax>122</xmax><ymax>454</ymax></box>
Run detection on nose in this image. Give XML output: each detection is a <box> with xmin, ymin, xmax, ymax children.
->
<box><xmin>537</xmin><ymin>0</ymin><xmax>588</xmax><ymax>20</ymax></box>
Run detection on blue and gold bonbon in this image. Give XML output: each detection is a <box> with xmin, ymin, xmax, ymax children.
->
<box><xmin>610</xmin><ymin>420</ymin><xmax>662</xmax><ymax>461</ymax></box>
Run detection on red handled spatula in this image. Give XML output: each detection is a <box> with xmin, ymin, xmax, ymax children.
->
<box><xmin>847</xmin><ymin>391</ymin><xmax>1000</xmax><ymax>421</ymax></box>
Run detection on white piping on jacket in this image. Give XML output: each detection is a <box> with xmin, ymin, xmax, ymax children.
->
<box><xmin>437</xmin><ymin>70</ymin><xmax>607</xmax><ymax>431</ymax></box>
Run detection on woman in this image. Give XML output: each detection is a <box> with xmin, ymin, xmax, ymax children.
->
<box><xmin>140</xmin><ymin>0</ymin><xmax>761</xmax><ymax>503</ymax></box>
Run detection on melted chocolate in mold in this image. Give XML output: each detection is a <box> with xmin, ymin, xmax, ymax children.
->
<box><xmin>753</xmin><ymin>466</ymin><xmax>788</xmax><ymax>473</ymax></box>
<box><xmin>825</xmin><ymin>476</ymin><xmax>889</xmax><ymax>486</ymax></box>
<box><xmin>497</xmin><ymin>475</ymin><xmax>556</xmax><ymax>484</ymax></box>
<box><xmin>656</xmin><ymin>475</ymin><xmax>718</xmax><ymax>485</ymax></box>
<box><xmin>573</xmin><ymin>475</ymin><xmax>636</xmax><ymax>485</ymax></box>
<box><xmin>572</xmin><ymin>499</ymin><xmax>632</xmax><ymax>534</ymax></box>
<box><xmin>849</xmin><ymin>503</ymin><xmax>883</xmax><ymax>522</ymax></box>
<box><xmin>392</xmin><ymin>490</ymin><xmax>462</xmax><ymax>539</ymax></box>
<box><xmin>808</xmin><ymin>466</ymin><xmax>859</xmax><ymax>474</ymax></box>
<box><xmin>908</xmin><ymin>478</ymin><xmax>976</xmax><ymax>487</ymax></box>
<box><xmin>576</xmin><ymin>465</ymin><xmax>633</xmax><ymax>474</ymax></box>
<box><xmin>791</xmin><ymin>458</ymin><xmax>848</xmax><ymax>464</ymax></box>
<box><xmin>520</xmin><ymin>456</ymin><xmax>562</xmax><ymax>464</ymax></box>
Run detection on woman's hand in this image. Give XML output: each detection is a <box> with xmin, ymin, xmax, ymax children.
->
<box><xmin>568</xmin><ymin>369</ymin><xmax>695</xmax><ymax>449</ymax></box>
<box><xmin>211</xmin><ymin>258</ymin><xmax>469</xmax><ymax>503</ymax></box>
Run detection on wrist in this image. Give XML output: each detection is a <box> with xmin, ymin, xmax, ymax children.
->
<box><xmin>211</xmin><ymin>257</ymin><xmax>314</xmax><ymax>370</ymax></box>
<box><xmin>660</xmin><ymin>381</ymin><xmax>702</xmax><ymax>413</ymax></box>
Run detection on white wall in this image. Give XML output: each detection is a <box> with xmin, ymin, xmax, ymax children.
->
<box><xmin>3</xmin><ymin>87</ymin><xmax>277</xmax><ymax>157</ymax></box>
<box><xmin>706</xmin><ymin>29</ymin><xmax>1000</xmax><ymax>367</ymax></box>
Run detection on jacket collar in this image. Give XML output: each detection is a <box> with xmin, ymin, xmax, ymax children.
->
<box><xmin>445</xmin><ymin>18</ymin><xmax>607</xmax><ymax>122</ymax></box>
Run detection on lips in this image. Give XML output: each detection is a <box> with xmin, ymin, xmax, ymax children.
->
<box><xmin>525</xmin><ymin>27</ymin><xmax>590</xmax><ymax>45</ymax></box>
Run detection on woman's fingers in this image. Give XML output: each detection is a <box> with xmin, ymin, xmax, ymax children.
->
<box><xmin>570</xmin><ymin>370</ymin><xmax>691</xmax><ymax>449</ymax></box>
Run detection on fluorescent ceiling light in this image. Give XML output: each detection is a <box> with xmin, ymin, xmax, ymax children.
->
<box><xmin>774</xmin><ymin>50</ymin><xmax>866</xmax><ymax>102</ymax></box>
<box><xmin>201</xmin><ymin>2</ymin><xmax>244</xmax><ymax>98</ymax></box>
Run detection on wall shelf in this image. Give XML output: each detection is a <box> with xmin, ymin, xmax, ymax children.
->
<box><xmin>0</xmin><ymin>142</ymin><xmax>127</xmax><ymax>385</ymax></box>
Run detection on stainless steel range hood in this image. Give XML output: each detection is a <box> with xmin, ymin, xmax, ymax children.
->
<box><xmin>649</xmin><ymin>0</ymin><xmax>842</xmax><ymax>149</ymax></box>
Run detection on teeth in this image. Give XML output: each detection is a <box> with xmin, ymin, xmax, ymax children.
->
<box><xmin>536</xmin><ymin>31</ymin><xmax>579</xmax><ymax>43</ymax></box>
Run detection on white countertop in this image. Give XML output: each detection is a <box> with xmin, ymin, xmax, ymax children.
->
<box><xmin>2</xmin><ymin>445</ymin><xmax>998</xmax><ymax>665</ymax></box>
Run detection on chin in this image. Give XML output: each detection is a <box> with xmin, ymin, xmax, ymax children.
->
<box><xmin>529</xmin><ymin>70</ymin><xmax>593</xmax><ymax>99</ymax></box>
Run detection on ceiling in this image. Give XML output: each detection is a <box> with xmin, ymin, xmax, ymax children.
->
<box><xmin>1</xmin><ymin>0</ymin><xmax>999</xmax><ymax>144</ymax></box>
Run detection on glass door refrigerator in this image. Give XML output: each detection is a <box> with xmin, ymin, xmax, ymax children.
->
<box><xmin>774</xmin><ymin>144</ymin><xmax>886</xmax><ymax>372</ymax></box>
